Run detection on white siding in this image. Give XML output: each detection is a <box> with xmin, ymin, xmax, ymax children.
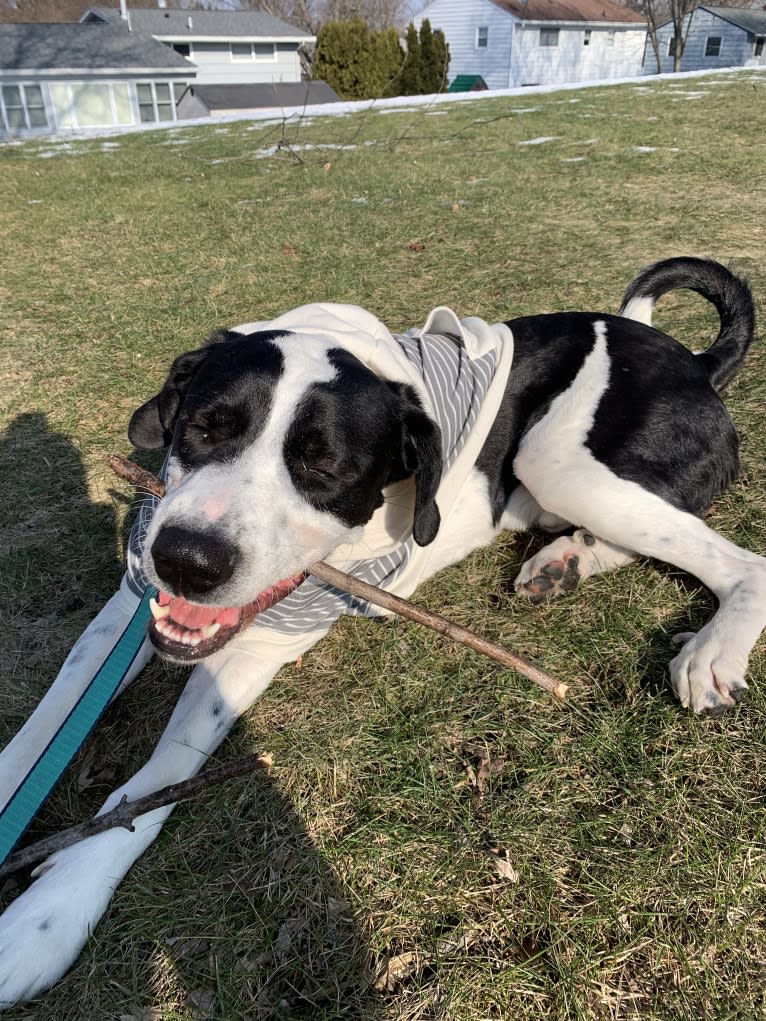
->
<box><xmin>512</xmin><ymin>24</ymin><xmax>645</xmax><ymax>86</ymax></box>
<box><xmin>645</xmin><ymin>8</ymin><xmax>765</xmax><ymax>74</ymax></box>
<box><xmin>169</xmin><ymin>41</ymin><xmax>302</xmax><ymax>85</ymax></box>
<box><xmin>415</xmin><ymin>0</ymin><xmax>645</xmax><ymax>90</ymax></box>
<box><xmin>414</xmin><ymin>0</ymin><xmax>514</xmax><ymax>91</ymax></box>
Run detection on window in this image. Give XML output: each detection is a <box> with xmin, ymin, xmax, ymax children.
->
<box><xmin>668</xmin><ymin>35</ymin><xmax>679</xmax><ymax>56</ymax></box>
<box><xmin>137</xmin><ymin>82</ymin><xmax>176</xmax><ymax>123</ymax></box>
<box><xmin>0</xmin><ymin>84</ymin><xmax>48</xmax><ymax>131</ymax></box>
<box><xmin>755</xmin><ymin>36</ymin><xmax>765</xmax><ymax>57</ymax></box>
<box><xmin>171</xmin><ymin>42</ymin><xmax>191</xmax><ymax>57</ymax></box>
<box><xmin>605</xmin><ymin>30</ymin><xmax>615</xmax><ymax>47</ymax></box>
<box><xmin>539</xmin><ymin>28</ymin><xmax>559</xmax><ymax>47</ymax></box>
<box><xmin>705</xmin><ymin>36</ymin><xmax>721</xmax><ymax>57</ymax></box>
<box><xmin>230</xmin><ymin>41</ymin><xmax>276</xmax><ymax>61</ymax></box>
<box><xmin>583</xmin><ymin>30</ymin><xmax>591</xmax><ymax>46</ymax></box>
<box><xmin>476</xmin><ymin>25</ymin><xmax>488</xmax><ymax>48</ymax></box>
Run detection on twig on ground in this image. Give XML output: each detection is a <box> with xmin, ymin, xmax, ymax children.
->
<box><xmin>106</xmin><ymin>454</ymin><xmax>570</xmax><ymax>702</ymax></box>
<box><xmin>0</xmin><ymin>753</ymin><xmax>272</xmax><ymax>878</ymax></box>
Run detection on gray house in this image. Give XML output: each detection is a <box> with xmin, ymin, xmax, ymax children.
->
<box><xmin>644</xmin><ymin>6</ymin><xmax>766</xmax><ymax>74</ymax></box>
<box><xmin>0</xmin><ymin>21</ymin><xmax>194</xmax><ymax>136</ymax></box>
<box><xmin>82</xmin><ymin>7</ymin><xmax>314</xmax><ymax>86</ymax></box>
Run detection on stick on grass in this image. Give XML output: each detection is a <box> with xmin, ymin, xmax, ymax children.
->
<box><xmin>106</xmin><ymin>454</ymin><xmax>569</xmax><ymax>701</ymax></box>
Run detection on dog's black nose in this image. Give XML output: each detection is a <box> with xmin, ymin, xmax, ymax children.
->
<box><xmin>151</xmin><ymin>525</ymin><xmax>237</xmax><ymax>596</ymax></box>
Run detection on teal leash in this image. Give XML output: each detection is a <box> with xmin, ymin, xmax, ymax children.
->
<box><xmin>0</xmin><ymin>585</ymin><xmax>156</xmax><ymax>866</ymax></box>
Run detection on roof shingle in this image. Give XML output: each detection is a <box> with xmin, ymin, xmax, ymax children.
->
<box><xmin>0</xmin><ymin>22</ymin><xmax>193</xmax><ymax>72</ymax></box>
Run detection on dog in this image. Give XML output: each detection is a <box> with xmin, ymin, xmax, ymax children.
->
<box><xmin>0</xmin><ymin>257</ymin><xmax>763</xmax><ymax>1006</ymax></box>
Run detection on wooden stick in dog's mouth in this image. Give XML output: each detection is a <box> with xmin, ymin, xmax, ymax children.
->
<box><xmin>106</xmin><ymin>454</ymin><xmax>569</xmax><ymax>701</ymax></box>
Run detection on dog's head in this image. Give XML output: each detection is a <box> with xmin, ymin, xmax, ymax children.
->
<box><xmin>129</xmin><ymin>328</ymin><xmax>442</xmax><ymax>662</ymax></box>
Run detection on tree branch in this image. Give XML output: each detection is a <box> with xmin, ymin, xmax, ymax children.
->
<box><xmin>106</xmin><ymin>454</ymin><xmax>570</xmax><ymax>702</ymax></box>
<box><xmin>0</xmin><ymin>753</ymin><xmax>272</xmax><ymax>878</ymax></box>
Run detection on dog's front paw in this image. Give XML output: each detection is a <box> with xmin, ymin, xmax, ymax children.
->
<box><xmin>669</xmin><ymin>627</ymin><xmax>749</xmax><ymax>717</ymax></box>
<box><xmin>0</xmin><ymin>839</ymin><xmax>119</xmax><ymax>1007</ymax></box>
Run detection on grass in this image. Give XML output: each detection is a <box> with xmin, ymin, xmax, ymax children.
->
<box><xmin>1</xmin><ymin>71</ymin><xmax>766</xmax><ymax>1020</ymax></box>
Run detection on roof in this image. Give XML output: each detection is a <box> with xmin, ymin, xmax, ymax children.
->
<box><xmin>183</xmin><ymin>81</ymin><xmax>341</xmax><ymax>111</ymax></box>
<box><xmin>83</xmin><ymin>7</ymin><xmax>314</xmax><ymax>41</ymax></box>
<box><xmin>701</xmin><ymin>6</ymin><xmax>766</xmax><ymax>35</ymax></box>
<box><xmin>0</xmin><ymin>22</ymin><xmax>193</xmax><ymax>72</ymax></box>
<box><xmin>488</xmin><ymin>0</ymin><xmax>645</xmax><ymax>24</ymax></box>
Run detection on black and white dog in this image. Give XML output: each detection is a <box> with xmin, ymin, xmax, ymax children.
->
<box><xmin>0</xmin><ymin>257</ymin><xmax>763</xmax><ymax>1005</ymax></box>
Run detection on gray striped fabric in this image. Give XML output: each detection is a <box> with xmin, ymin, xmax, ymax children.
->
<box><xmin>126</xmin><ymin>330</ymin><xmax>499</xmax><ymax>633</ymax></box>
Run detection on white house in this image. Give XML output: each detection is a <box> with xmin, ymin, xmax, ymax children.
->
<box><xmin>0</xmin><ymin>21</ymin><xmax>194</xmax><ymax>137</ymax></box>
<box><xmin>82</xmin><ymin>7</ymin><xmax>314</xmax><ymax>86</ymax></box>
<box><xmin>413</xmin><ymin>0</ymin><xmax>647</xmax><ymax>91</ymax></box>
<box><xmin>644</xmin><ymin>6</ymin><xmax>766</xmax><ymax>74</ymax></box>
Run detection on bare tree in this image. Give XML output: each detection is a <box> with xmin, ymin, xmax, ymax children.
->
<box><xmin>0</xmin><ymin>0</ymin><xmax>211</xmax><ymax>22</ymax></box>
<box><xmin>238</xmin><ymin>0</ymin><xmax>414</xmax><ymax>33</ymax></box>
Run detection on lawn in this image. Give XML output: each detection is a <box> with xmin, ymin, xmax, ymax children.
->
<box><xmin>1</xmin><ymin>71</ymin><xmax>766</xmax><ymax>1020</ymax></box>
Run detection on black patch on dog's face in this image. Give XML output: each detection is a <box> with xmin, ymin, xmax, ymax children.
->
<box><xmin>283</xmin><ymin>348</ymin><xmax>404</xmax><ymax>527</ymax></box>
<box><xmin>283</xmin><ymin>349</ymin><xmax>443</xmax><ymax>541</ymax></box>
<box><xmin>129</xmin><ymin>330</ymin><xmax>288</xmax><ymax>454</ymax></box>
<box><xmin>172</xmin><ymin>334</ymin><xmax>286</xmax><ymax>470</ymax></box>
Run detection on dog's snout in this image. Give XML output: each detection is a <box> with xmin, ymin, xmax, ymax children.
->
<box><xmin>151</xmin><ymin>525</ymin><xmax>238</xmax><ymax>596</ymax></box>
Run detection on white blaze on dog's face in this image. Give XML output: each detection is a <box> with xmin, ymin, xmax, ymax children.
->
<box><xmin>128</xmin><ymin>328</ymin><xmax>442</xmax><ymax>663</ymax></box>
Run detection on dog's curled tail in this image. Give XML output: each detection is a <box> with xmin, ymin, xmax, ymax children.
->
<box><xmin>619</xmin><ymin>256</ymin><xmax>755</xmax><ymax>391</ymax></box>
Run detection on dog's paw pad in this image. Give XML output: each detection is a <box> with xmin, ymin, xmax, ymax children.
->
<box><xmin>516</xmin><ymin>555</ymin><xmax>580</xmax><ymax>603</ymax></box>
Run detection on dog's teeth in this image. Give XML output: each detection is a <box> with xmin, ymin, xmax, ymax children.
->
<box><xmin>201</xmin><ymin>622</ymin><xmax>221</xmax><ymax>639</ymax></box>
<box><xmin>149</xmin><ymin>597</ymin><xmax>170</xmax><ymax>620</ymax></box>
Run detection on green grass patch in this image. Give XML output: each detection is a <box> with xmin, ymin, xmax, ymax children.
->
<box><xmin>1</xmin><ymin>72</ymin><xmax>766</xmax><ymax>1020</ymax></box>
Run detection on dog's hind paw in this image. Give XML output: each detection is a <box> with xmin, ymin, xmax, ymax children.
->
<box><xmin>514</xmin><ymin>534</ymin><xmax>584</xmax><ymax>603</ymax></box>
<box><xmin>669</xmin><ymin>628</ymin><xmax>749</xmax><ymax>717</ymax></box>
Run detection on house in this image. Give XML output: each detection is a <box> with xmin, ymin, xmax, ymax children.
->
<box><xmin>643</xmin><ymin>6</ymin><xmax>766</xmax><ymax>74</ymax></box>
<box><xmin>176</xmin><ymin>81</ymin><xmax>340</xmax><ymax>121</ymax></box>
<box><xmin>82</xmin><ymin>7</ymin><xmax>315</xmax><ymax>87</ymax></box>
<box><xmin>0</xmin><ymin>21</ymin><xmax>194</xmax><ymax>137</ymax></box>
<box><xmin>413</xmin><ymin>0</ymin><xmax>647</xmax><ymax>91</ymax></box>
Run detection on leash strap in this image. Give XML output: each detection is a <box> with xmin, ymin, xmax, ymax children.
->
<box><xmin>0</xmin><ymin>585</ymin><xmax>156</xmax><ymax>865</ymax></box>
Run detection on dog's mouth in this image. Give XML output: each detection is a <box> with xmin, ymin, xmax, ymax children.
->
<box><xmin>148</xmin><ymin>572</ymin><xmax>307</xmax><ymax>662</ymax></box>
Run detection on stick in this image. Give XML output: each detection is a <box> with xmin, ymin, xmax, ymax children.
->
<box><xmin>0</xmin><ymin>753</ymin><xmax>271</xmax><ymax>878</ymax></box>
<box><xmin>106</xmin><ymin>454</ymin><xmax>569</xmax><ymax>701</ymax></box>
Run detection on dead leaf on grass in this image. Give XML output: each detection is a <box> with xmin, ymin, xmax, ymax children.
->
<box><xmin>275</xmin><ymin>916</ymin><xmax>309</xmax><ymax>961</ymax></box>
<box><xmin>281</xmin><ymin>242</ymin><xmax>298</xmax><ymax>256</ymax></box>
<box><xmin>186</xmin><ymin>988</ymin><xmax>216</xmax><ymax>1020</ymax></box>
<box><xmin>77</xmin><ymin>743</ymin><xmax>117</xmax><ymax>791</ymax></box>
<box><xmin>323</xmin><ymin>161</ymin><xmax>332</xmax><ymax>172</ymax></box>
<box><xmin>490</xmin><ymin>854</ymin><xmax>520</xmax><ymax>883</ymax></box>
<box><xmin>407</xmin><ymin>241</ymin><xmax>425</xmax><ymax>252</ymax></box>
<box><xmin>373</xmin><ymin>949</ymin><xmax>420</xmax><ymax>992</ymax></box>
<box><xmin>463</xmin><ymin>742</ymin><xmax>506</xmax><ymax>797</ymax></box>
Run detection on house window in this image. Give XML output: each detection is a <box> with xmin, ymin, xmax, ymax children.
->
<box><xmin>539</xmin><ymin>28</ymin><xmax>559</xmax><ymax>47</ymax></box>
<box><xmin>0</xmin><ymin>84</ymin><xmax>48</xmax><ymax>131</ymax></box>
<box><xmin>230</xmin><ymin>41</ymin><xmax>276</xmax><ymax>61</ymax></box>
<box><xmin>705</xmin><ymin>36</ymin><xmax>721</xmax><ymax>57</ymax></box>
<box><xmin>668</xmin><ymin>36</ymin><xmax>679</xmax><ymax>56</ymax></box>
<box><xmin>170</xmin><ymin>42</ymin><xmax>191</xmax><ymax>57</ymax></box>
<box><xmin>136</xmin><ymin>82</ymin><xmax>176</xmax><ymax>123</ymax></box>
<box><xmin>476</xmin><ymin>25</ymin><xmax>488</xmax><ymax>48</ymax></box>
<box><xmin>755</xmin><ymin>36</ymin><xmax>765</xmax><ymax>57</ymax></box>
<box><xmin>605</xmin><ymin>30</ymin><xmax>615</xmax><ymax>47</ymax></box>
<box><xmin>583</xmin><ymin>30</ymin><xmax>591</xmax><ymax>46</ymax></box>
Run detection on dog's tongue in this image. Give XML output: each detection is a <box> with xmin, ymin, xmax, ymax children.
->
<box><xmin>156</xmin><ymin>590</ymin><xmax>240</xmax><ymax>630</ymax></box>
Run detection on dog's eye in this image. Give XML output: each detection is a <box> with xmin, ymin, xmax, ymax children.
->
<box><xmin>188</xmin><ymin>409</ymin><xmax>243</xmax><ymax>444</ymax></box>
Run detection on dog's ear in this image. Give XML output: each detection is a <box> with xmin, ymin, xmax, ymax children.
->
<box><xmin>128</xmin><ymin>347</ymin><xmax>209</xmax><ymax>450</ymax></box>
<box><xmin>394</xmin><ymin>384</ymin><xmax>443</xmax><ymax>546</ymax></box>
